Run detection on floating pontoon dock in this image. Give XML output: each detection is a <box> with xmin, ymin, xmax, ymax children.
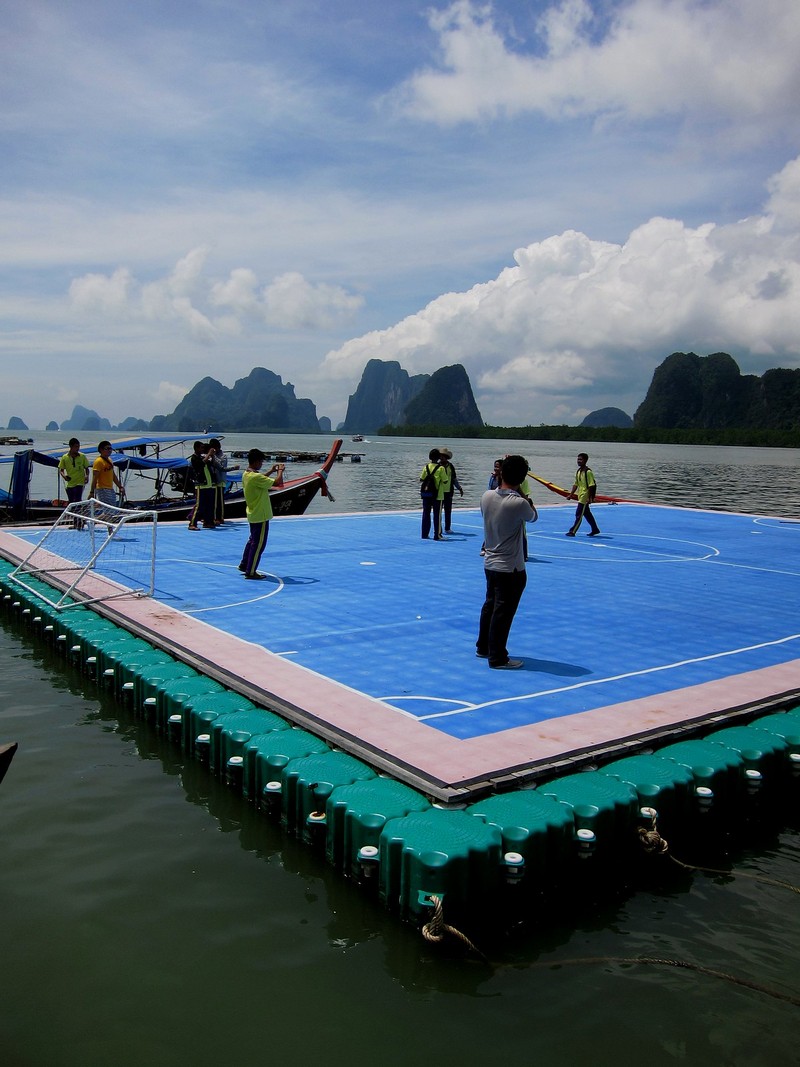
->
<box><xmin>1</xmin><ymin>502</ymin><xmax>798</xmax><ymax>927</ymax></box>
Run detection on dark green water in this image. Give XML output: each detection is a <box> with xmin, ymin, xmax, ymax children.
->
<box><xmin>1</xmin><ymin>625</ymin><xmax>798</xmax><ymax>1066</ymax></box>
<box><xmin>2</xmin><ymin>437</ymin><xmax>799</xmax><ymax>1064</ymax></box>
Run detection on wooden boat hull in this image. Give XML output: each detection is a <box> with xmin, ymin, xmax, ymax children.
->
<box><xmin>2</xmin><ymin>439</ymin><xmax>343</xmax><ymax>525</ymax></box>
<box><xmin>0</xmin><ymin>741</ymin><xmax>17</xmax><ymax>787</ymax></box>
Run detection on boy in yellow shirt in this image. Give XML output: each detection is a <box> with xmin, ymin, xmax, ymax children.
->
<box><xmin>565</xmin><ymin>452</ymin><xmax>600</xmax><ymax>537</ymax></box>
<box><xmin>238</xmin><ymin>449</ymin><xmax>285</xmax><ymax>579</ymax></box>
<box><xmin>58</xmin><ymin>439</ymin><xmax>90</xmax><ymax>503</ymax></box>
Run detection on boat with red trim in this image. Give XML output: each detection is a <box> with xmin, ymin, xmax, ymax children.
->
<box><xmin>0</xmin><ymin>436</ymin><xmax>343</xmax><ymax>525</ymax></box>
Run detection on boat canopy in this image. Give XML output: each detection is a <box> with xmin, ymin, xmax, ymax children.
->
<box><xmin>0</xmin><ymin>447</ymin><xmax>191</xmax><ymax>471</ymax></box>
<box><xmin>0</xmin><ymin>434</ymin><xmax>213</xmax><ymax>470</ymax></box>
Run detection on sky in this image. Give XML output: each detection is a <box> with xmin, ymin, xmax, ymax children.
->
<box><xmin>3</xmin><ymin>0</ymin><xmax>800</xmax><ymax>430</ymax></box>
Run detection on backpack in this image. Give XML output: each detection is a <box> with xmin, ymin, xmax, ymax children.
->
<box><xmin>420</xmin><ymin>462</ymin><xmax>441</xmax><ymax>497</ymax></box>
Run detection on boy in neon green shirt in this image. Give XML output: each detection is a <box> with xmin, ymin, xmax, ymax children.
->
<box><xmin>58</xmin><ymin>438</ymin><xmax>90</xmax><ymax>503</ymax></box>
<box><xmin>239</xmin><ymin>449</ymin><xmax>285</xmax><ymax>579</ymax></box>
<box><xmin>566</xmin><ymin>452</ymin><xmax>600</xmax><ymax>537</ymax></box>
<box><xmin>419</xmin><ymin>448</ymin><xmax>448</xmax><ymax>540</ymax></box>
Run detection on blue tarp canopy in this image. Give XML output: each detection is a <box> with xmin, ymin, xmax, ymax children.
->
<box><xmin>0</xmin><ymin>448</ymin><xmax>191</xmax><ymax>471</ymax></box>
<box><xmin>0</xmin><ymin>435</ymin><xmax>205</xmax><ymax>469</ymax></box>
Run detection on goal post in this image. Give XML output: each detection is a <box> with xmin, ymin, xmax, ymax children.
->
<box><xmin>9</xmin><ymin>500</ymin><xmax>158</xmax><ymax>611</ymax></box>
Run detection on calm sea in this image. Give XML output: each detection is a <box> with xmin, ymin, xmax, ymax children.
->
<box><xmin>1</xmin><ymin>435</ymin><xmax>798</xmax><ymax>1066</ymax></box>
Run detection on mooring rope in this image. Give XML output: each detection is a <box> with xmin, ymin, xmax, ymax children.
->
<box><xmin>638</xmin><ymin>809</ymin><xmax>800</xmax><ymax>894</ymax></box>
<box><xmin>542</xmin><ymin>813</ymin><xmax>800</xmax><ymax>1005</ymax></box>
<box><xmin>419</xmin><ymin>816</ymin><xmax>798</xmax><ymax>1004</ymax></box>
<box><xmin>533</xmin><ymin>956</ymin><xmax>800</xmax><ymax>1008</ymax></box>
<box><xmin>421</xmin><ymin>894</ymin><xmax>489</xmax><ymax>963</ymax></box>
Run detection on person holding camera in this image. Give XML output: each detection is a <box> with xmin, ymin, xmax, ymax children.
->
<box><xmin>239</xmin><ymin>449</ymin><xmax>285</xmax><ymax>580</ymax></box>
<box><xmin>476</xmin><ymin>454</ymin><xmax>537</xmax><ymax>670</ymax></box>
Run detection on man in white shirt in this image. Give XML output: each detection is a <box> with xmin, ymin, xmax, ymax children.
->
<box><xmin>476</xmin><ymin>455</ymin><xmax>537</xmax><ymax>669</ymax></box>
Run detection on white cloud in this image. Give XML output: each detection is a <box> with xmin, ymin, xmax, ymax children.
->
<box><xmin>209</xmin><ymin>266</ymin><xmax>364</xmax><ymax>329</ymax></box>
<box><xmin>4</xmin><ymin>2</ymin><xmax>800</xmax><ymax>430</ymax></box>
<box><xmin>69</xmin><ymin>252</ymin><xmax>363</xmax><ymax>341</ymax></box>
<box><xmin>262</xmin><ymin>272</ymin><xmax>364</xmax><ymax>329</ymax></box>
<box><xmin>766</xmin><ymin>157</ymin><xmax>800</xmax><ymax>231</ymax></box>
<box><xmin>397</xmin><ymin>0</ymin><xmax>800</xmax><ymax>134</ymax></box>
<box><xmin>153</xmin><ymin>380</ymin><xmax>191</xmax><ymax>411</ymax></box>
<box><xmin>322</xmin><ymin>154</ymin><xmax>800</xmax><ymax>423</ymax></box>
<box><xmin>69</xmin><ymin>267</ymin><xmax>133</xmax><ymax>314</ymax></box>
<box><xmin>209</xmin><ymin>268</ymin><xmax>261</xmax><ymax>315</ymax></box>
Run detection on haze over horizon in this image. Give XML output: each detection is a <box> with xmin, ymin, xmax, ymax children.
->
<box><xmin>3</xmin><ymin>0</ymin><xmax>800</xmax><ymax>429</ymax></box>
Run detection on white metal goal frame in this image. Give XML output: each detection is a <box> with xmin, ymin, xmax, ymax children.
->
<box><xmin>9</xmin><ymin>499</ymin><xmax>158</xmax><ymax>611</ymax></box>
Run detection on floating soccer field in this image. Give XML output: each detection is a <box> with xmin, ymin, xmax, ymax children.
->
<box><xmin>3</xmin><ymin>501</ymin><xmax>798</xmax><ymax>801</ymax></box>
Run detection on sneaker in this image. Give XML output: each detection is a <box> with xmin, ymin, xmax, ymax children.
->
<box><xmin>188</xmin><ymin>524</ymin><xmax>198</xmax><ymax>530</ymax></box>
<box><xmin>490</xmin><ymin>659</ymin><xmax>523</xmax><ymax>670</ymax></box>
<box><xmin>565</xmin><ymin>531</ymin><xmax>575</xmax><ymax>537</ymax></box>
<box><xmin>475</xmin><ymin>650</ymin><xmax>488</xmax><ymax>659</ymax></box>
<box><xmin>588</xmin><ymin>531</ymin><xmax>601</xmax><ymax>537</ymax></box>
<box><xmin>244</xmin><ymin>572</ymin><xmax>267</xmax><ymax>580</ymax></box>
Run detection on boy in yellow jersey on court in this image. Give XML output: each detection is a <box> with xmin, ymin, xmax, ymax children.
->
<box><xmin>238</xmin><ymin>449</ymin><xmax>285</xmax><ymax>579</ymax></box>
<box><xmin>565</xmin><ymin>452</ymin><xmax>600</xmax><ymax>537</ymax></box>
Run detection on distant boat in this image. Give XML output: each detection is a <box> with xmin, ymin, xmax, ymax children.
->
<box><xmin>0</xmin><ymin>742</ymin><xmax>17</xmax><ymax>787</ymax></box>
<box><xmin>0</xmin><ymin>436</ymin><xmax>343</xmax><ymax>525</ymax></box>
<box><xmin>351</xmin><ymin>434</ymin><xmax>363</xmax><ymax>442</ymax></box>
<box><xmin>0</xmin><ymin>435</ymin><xmax>33</xmax><ymax>446</ymax></box>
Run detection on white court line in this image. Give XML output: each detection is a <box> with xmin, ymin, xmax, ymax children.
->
<box><xmin>457</xmin><ymin>520</ymin><xmax>722</xmax><ymax>563</ymax></box>
<box><xmin>753</xmin><ymin>516</ymin><xmax>800</xmax><ymax>529</ymax></box>
<box><xmin>704</xmin><ymin>558</ymin><xmax>800</xmax><ymax>579</ymax></box>
<box><xmin>157</xmin><ymin>558</ymin><xmax>284</xmax><ymax>613</ymax></box>
<box><xmin>531</xmin><ymin>533</ymin><xmax>720</xmax><ymax>563</ymax></box>
<box><xmin>407</xmin><ymin>631</ymin><xmax>800</xmax><ymax>722</ymax></box>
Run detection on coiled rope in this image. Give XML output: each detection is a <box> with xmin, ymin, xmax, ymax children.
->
<box><xmin>421</xmin><ymin>894</ymin><xmax>489</xmax><ymax>963</ymax></box>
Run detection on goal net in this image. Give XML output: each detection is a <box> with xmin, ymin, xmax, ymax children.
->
<box><xmin>9</xmin><ymin>500</ymin><xmax>158</xmax><ymax>610</ymax></box>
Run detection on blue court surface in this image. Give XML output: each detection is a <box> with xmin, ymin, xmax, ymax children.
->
<box><xmin>3</xmin><ymin>502</ymin><xmax>799</xmax><ymax>800</ymax></box>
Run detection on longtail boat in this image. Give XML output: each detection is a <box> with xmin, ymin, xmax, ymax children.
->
<box><xmin>0</xmin><ymin>436</ymin><xmax>343</xmax><ymax>525</ymax></box>
<box><xmin>0</xmin><ymin>742</ymin><xmax>17</xmax><ymax>787</ymax></box>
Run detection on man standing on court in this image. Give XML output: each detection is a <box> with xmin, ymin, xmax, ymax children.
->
<box><xmin>58</xmin><ymin>438</ymin><xmax>90</xmax><ymax>503</ymax></box>
<box><xmin>476</xmin><ymin>454</ymin><xmax>537</xmax><ymax>670</ymax></box>
<box><xmin>187</xmin><ymin>441</ymin><xmax>217</xmax><ymax>530</ymax></box>
<box><xmin>239</xmin><ymin>449</ymin><xmax>285</xmax><ymax>580</ymax></box>
<box><xmin>419</xmin><ymin>447</ymin><xmax>447</xmax><ymax>540</ymax></box>
<box><xmin>565</xmin><ymin>452</ymin><xmax>600</xmax><ymax>537</ymax></box>
<box><xmin>208</xmin><ymin>438</ymin><xmax>235</xmax><ymax>525</ymax></box>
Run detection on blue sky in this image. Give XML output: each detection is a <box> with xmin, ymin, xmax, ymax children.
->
<box><xmin>3</xmin><ymin>0</ymin><xmax>800</xmax><ymax>429</ymax></box>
